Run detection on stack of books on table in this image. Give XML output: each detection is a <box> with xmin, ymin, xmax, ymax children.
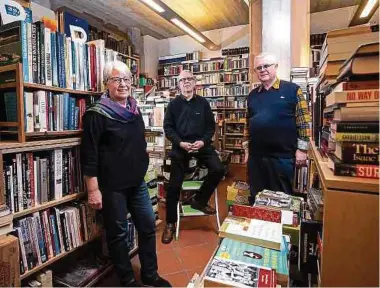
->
<box><xmin>201</xmin><ymin>189</ymin><xmax>307</xmax><ymax>287</ymax></box>
<box><xmin>323</xmin><ymin>41</ymin><xmax>379</xmax><ymax>178</ymax></box>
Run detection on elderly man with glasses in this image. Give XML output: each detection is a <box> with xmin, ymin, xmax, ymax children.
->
<box><xmin>162</xmin><ymin>70</ymin><xmax>225</xmax><ymax>244</ymax></box>
<box><xmin>244</xmin><ymin>52</ymin><xmax>311</xmax><ymax>201</ymax></box>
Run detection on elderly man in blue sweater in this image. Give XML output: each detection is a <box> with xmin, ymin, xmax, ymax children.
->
<box><xmin>244</xmin><ymin>52</ymin><xmax>311</xmax><ymax>201</ymax></box>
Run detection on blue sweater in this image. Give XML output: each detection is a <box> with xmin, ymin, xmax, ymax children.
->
<box><xmin>247</xmin><ymin>80</ymin><xmax>300</xmax><ymax>159</ymax></box>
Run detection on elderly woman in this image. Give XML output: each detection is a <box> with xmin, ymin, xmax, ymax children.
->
<box><xmin>81</xmin><ymin>60</ymin><xmax>170</xmax><ymax>287</ymax></box>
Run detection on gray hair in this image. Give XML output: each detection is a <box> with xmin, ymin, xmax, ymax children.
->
<box><xmin>178</xmin><ymin>69</ymin><xmax>194</xmax><ymax>80</ymax></box>
<box><xmin>103</xmin><ymin>60</ymin><xmax>132</xmax><ymax>83</ymax></box>
<box><xmin>254</xmin><ymin>52</ymin><xmax>278</xmax><ymax>67</ymax></box>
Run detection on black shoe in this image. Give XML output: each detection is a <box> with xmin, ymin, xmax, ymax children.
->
<box><xmin>141</xmin><ymin>275</ymin><xmax>172</xmax><ymax>287</ymax></box>
<box><xmin>190</xmin><ymin>200</ymin><xmax>216</xmax><ymax>215</ymax></box>
<box><xmin>161</xmin><ymin>224</ymin><xmax>175</xmax><ymax>244</ymax></box>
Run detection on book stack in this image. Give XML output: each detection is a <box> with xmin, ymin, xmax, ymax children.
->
<box><xmin>226</xmin><ymin>181</ymin><xmax>251</xmax><ymax>207</ymax></box>
<box><xmin>203</xmin><ymin>199</ymin><xmax>291</xmax><ymax>287</ymax></box>
<box><xmin>323</xmin><ymin>42</ymin><xmax>379</xmax><ymax>178</ymax></box>
<box><xmin>318</xmin><ymin>24</ymin><xmax>379</xmax><ymax>91</ymax></box>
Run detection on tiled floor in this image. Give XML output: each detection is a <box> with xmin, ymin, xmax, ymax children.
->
<box><xmin>97</xmin><ymin>165</ymin><xmax>247</xmax><ymax>287</ymax></box>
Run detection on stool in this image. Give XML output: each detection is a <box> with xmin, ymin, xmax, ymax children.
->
<box><xmin>175</xmin><ymin>180</ymin><xmax>221</xmax><ymax>240</ymax></box>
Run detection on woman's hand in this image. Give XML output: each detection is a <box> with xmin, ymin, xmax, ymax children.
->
<box><xmin>88</xmin><ymin>189</ymin><xmax>102</xmax><ymax>210</ymax></box>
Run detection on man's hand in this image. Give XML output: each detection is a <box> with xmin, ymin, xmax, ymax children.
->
<box><xmin>88</xmin><ymin>189</ymin><xmax>102</xmax><ymax>210</ymax></box>
<box><xmin>191</xmin><ymin>140</ymin><xmax>204</xmax><ymax>151</ymax></box>
<box><xmin>180</xmin><ymin>142</ymin><xmax>193</xmax><ymax>152</ymax></box>
<box><xmin>295</xmin><ymin>149</ymin><xmax>308</xmax><ymax>167</ymax></box>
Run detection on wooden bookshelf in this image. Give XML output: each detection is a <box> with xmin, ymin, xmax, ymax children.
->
<box><xmin>308</xmin><ymin>141</ymin><xmax>379</xmax><ymax>287</ymax></box>
<box><xmin>0</xmin><ymin>138</ymin><xmax>80</xmax><ymax>154</ymax></box>
<box><xmin>23</xmin><ymin>83</ymin><xmax>103</xmax><ymax>96</ymax></box>
<box><xmin>26</xmin><ymin>130</ymin><xmax>82</xmax><ymax>138</ymax></box>
<box><xmin>20</xmin><ymin>236</ymin><xmax>99</xmax><ymax>280</ymax></box>
<box><xmin>14</xmin><ymin>193</ymin><xmax>86</xmax><ymax>219</ymax></box>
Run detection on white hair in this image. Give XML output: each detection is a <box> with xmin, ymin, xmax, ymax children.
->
<box><xmin>178</xmin><ymin>69</ymin><xmax>194</xmax><ymax>79</ymax></box>
<box><xmin>254</xmin><ymin>52</ymin><xmax>278</xmax><ymax>67</ymax></box>
<box><xmin>103</xmin><ymin>60</ymin><xmax>132</xmax><ymax>83</ymax></box>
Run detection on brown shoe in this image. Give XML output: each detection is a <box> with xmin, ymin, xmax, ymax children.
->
<box><xmin>190</xmin><ymin>200</ymin><xmax>216</xmax><ymax>215</ymax></box>
<box><xmin>161</xmin><ymin>224</ymin><xmax>175</xmax><ymax>244</ymax></box>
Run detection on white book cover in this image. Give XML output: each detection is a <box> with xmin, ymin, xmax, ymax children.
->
<box><xmin>24</xmin><ymin>92</ymin><xmax>34</xmax><ymax>132</ymax></box>
<box><xmin>16</xmin><ymin>153</ymin><xmax>23</xmax><ymax>212</ymax></box>
<box><xmin>33</xmin><ymin>92</ymin><xmax>40</xmax><ymax>131</ymax></box>
<box><xmin>44</xmin><ymin>27</ymin><xmax>52</xmax><ymax>86</ymax></box>
<box><xmin>225</xmin><ymin>218</ymin><xmax>282</xmax><ymax>247</ymax></box>
<box><xmin>75</xmin><ymin>41</ymin><xmax>80</xmax><ymax>90</ymax></box>
<box><xmin>27</xmin><ymin>23</ymin><xmax>33</xmax><ymax>83</ymax></box>
<box><xmin>66</xmin><ymin>38</ymin><xmax>73</xmax><ymax>89</ymax></box>
<box><xmin>54</xmin><ymin>149</ymin><xmax>63</xmax><ymax>199</ymax></box>
<box><xmin>37</xmin><ymin>91</ymin><xmax>47</xmax><ymax>132</ymax></box>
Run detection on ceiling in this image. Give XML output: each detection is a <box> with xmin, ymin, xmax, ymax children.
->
<box><xmin>310</xmin><ymin>0</ymin><xmax>361</xmax><ymax>13</ymax></box>
<box><xmin>50</xmin><ymin>0</ymin><xmax>249</xmax><ymax>40</ymax></box>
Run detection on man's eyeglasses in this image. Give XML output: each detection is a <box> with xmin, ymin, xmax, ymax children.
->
<box><xmin>108</xmin><ymin>77</ymin><xmax>132</xmax><ymax>84</ymax></box>
<box><xmin>179</xmin><ymin>77</ymin><xmax>195</xmax><ymax>82</ymax></box>
<box><xmin>255</xmin><ymin>64</ymin><xmax>275</xmax><ymax>71</ymax></box>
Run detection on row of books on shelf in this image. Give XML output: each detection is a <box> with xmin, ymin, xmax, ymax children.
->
<box><xmin>294</xmin><ymin>165</ymin><xmax>309</xmax><ymax>193</ymax></box>
<box><xmin>0</xmin><ymin>16</ymin><xmax>138</xmax><ymax>91</ymax></box>
<box><xmin>158</xmin><ymin>51</ymin><xmax>201</xmax><ymax>65</ymax></box>
<box><xmin>13</xmin><ymin>201</ymin><xmax>100</xmax><ymax>275</ymax></box>
<box><xmin>221</xmin><ymin>47</ymin><xmax>249</xmax><ymax>56</ymax></box>
<box><xmin>2</xmin><ymin>147</ymin><xmax>83</xmax><ymax>213</ymax></box>
<box><xmin>196</xmin><ymin>84</ymin><xmax>250</xmax><ymax>97</ymax></box>
<box><xmin>195</xmin><ymin>71</ymin><xmax>249</xmax><ymax>85</ymax></box>
<box><xmin>225</xmin><ymin>112</ymin><xmax>247</xmax><ymax>122</ymax></box>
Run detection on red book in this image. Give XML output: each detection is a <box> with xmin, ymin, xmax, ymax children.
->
<box><xmin>232</xmin><ymin>204</ymin><xmax>281</xmax><ymax>223</ymax></box>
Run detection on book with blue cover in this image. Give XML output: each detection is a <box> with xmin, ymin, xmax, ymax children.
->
<box><xmin>215</xmin><ymin>237</ymin><xmax>289</xmax><ymax>285</ymax></box>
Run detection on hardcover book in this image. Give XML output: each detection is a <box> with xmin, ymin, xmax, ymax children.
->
<box><xmin>215</xmin><ymin>237</ymin><xmax>289</xmax><ymax>286</ymax></box>
<box><xmin>219</xmin><ymin>216</ymin><xmax>283</xmax><ymax>251</ymax></box>
<box><xmin>204</xmin><ymin>257</ymin><xmax>277</xmax><ymax>288</ymax></box>
<box><xmin>335</xmin><ymin>142</ymin><xmax>379</xmax><ymax>164</ymax></box>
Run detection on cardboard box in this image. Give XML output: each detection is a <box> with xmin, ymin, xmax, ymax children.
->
<box><xmin>0</xmin><ymin>235</ymin><xmax>20</xmax><ymax>287</ymax></box>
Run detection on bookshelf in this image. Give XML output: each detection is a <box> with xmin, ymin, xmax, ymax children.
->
<box><xmin>0</xmin><ymin>64</ymin><xmax>102</xmax><ymax>143</ymax></box>
<box><xmin>157</xmin><ymin>48</ymin><xmax>250</xmax><ymax>165</ymax></box>
<box><xmin>308</xmin><ymin>140</ymin><xmax>379</xmax><ymax>287</ymax></box>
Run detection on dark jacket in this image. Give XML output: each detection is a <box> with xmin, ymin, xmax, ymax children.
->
<box><xmin>81</xmin><ymin>110</ymin><xmax>149</xmax><ymax>190</ymax></box>
<box><xmin>163</xmin><ymin>95</ymin><xmax>215</xmax><ymax>149</ymax></box>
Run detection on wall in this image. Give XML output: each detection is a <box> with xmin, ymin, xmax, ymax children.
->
<box><xmin>142</xmin><ymin>24</ymin><xmax>249</xmax><ymax>78</ymax></box>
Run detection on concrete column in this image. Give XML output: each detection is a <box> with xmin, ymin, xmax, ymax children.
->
<box><xmin>249</xmin><ymin>0</ymin><xmax>310</xmax><ymax>81</ymax></box>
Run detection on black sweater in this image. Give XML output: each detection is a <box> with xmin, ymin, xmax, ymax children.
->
<box><xmin>164</xmin><ymin>95</ymin><xmax>215</xmax><ymax>148</ymax></box>
<box><xmin>80</xmin><ymin>110</ymin><xmax>149</xmax><ymax>190</ymax></box>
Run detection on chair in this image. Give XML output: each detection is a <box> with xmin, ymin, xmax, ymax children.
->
<box><xmin>175</xmin><ymin>180</ymin><xmax>221</xmax><ymax>241</ymax></box>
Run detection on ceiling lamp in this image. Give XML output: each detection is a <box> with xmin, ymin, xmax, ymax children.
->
<box><xmin>137</xmin><ymin>0</ymin><xmax>220</xmax><ymax>50</ymax></box>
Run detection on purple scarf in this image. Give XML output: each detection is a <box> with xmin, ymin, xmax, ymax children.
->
<box><xmin>86</xmin><ymin>91</ymin><xmax>139</xmax><ymax>123</ymax></box>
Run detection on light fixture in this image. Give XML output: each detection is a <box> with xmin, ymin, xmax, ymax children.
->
<box><xmin>171</xmin><ymin>18</ymin><xmax>205</xmax><ymax>43</ymax></box>
<box><xmin>140</xmin><ymin>0</ymin><xmax>165</xmax><ymax>13</ymax></box>
<box><xmin>360</xmin><ymin>0</ymin><xmax>378</xmax><ymax>18</ymax></box>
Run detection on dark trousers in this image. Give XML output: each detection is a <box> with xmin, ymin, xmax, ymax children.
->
<box><xmin>101</xmin><ymin>181</ymin><xmax>157</xmax><ymax>285</ymax></box>
<box><xmin>166</xmin><ymin>146</ymin><xmax>224</xmax><ymax>224</ymax></box>
<box><xmin>248</xmin><ymin>154</ymin><xmax>295</xmax><ymax>202</ymax></box>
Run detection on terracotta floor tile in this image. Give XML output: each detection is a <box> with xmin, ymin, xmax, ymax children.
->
<box><xmin>173</xmin><ymin>228</ymin><xmax>208</xmax><ymax>248</ymax></box>
<box><xmin>156</xmin><ymin>230</ymin><xmax>175</xmax><ymax>252</ymax></box>
<box><xmin>162</xmin><ymin>271</ymin><xmax>190</xmax><ymax>287</ymax></box>
<box><xmin>157</xmin><ymin>249</ymin><xmax>185</xmax><ymax>275</ymax></box>
<box><xmin>176</xmin><ymin>243</ymin><xmax>218</xmax><ymax>271</ymax></box>
<box><xmin>185</xmin><ymin>266</ymin><xmax>206</xmax><ymax>280</ymax></box>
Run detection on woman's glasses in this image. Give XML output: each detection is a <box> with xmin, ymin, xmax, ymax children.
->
<box><xmin>108</xmin><ymin>77</ymin><xmax>132</xmax><ymax>84</ymax></box>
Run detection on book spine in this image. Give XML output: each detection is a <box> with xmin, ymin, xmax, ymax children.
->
<box><xmin>335</xmin><ymin>122</ymin><xmax>379</xmax><ymax>133</ymax></box>
<box><xmin>12</xmin><ymin>159</ymin><xmax>19</xmax><ymax>213</ymax></box>
<box><xmin>335</xmin><ymin>132</ymin><xmax>379</xmax><ymax>142</ymax></box>
<box><xmin>44</xmin><ymin>27</ymin><xmax>52</xmax><ymax>86</ymax></box>
<box><xmin>21</xmin><ymin>21</ymin><xmax>28</xmax><ymax>82</ymax></box>
<box><xmin>27</xmin><ymin>22</ymin><xmax>33</xmax><ymax>83</ymax></box>
<box><xmin>334</xmin><ymin>163</ymin><xmax>379</xmax><ymax>178</ymax></box>
<box><xmin>340</xmin><ymin>143</ymin><xmax>379</xmax><ymax>164</ymax></box>
<box><xmin>39</xmin><ymin>22</ymin><xmax>46</xmax><ymax>85</ymax></box>
<box><xmin>33</xmin><ymin>212</ymin><xmax>47</xmax><ymax>263</ymax></box>
<box><xmin>31</xmin><ymin>23</ymin><xmax>38</xmax><ymax>84</ymax></box>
